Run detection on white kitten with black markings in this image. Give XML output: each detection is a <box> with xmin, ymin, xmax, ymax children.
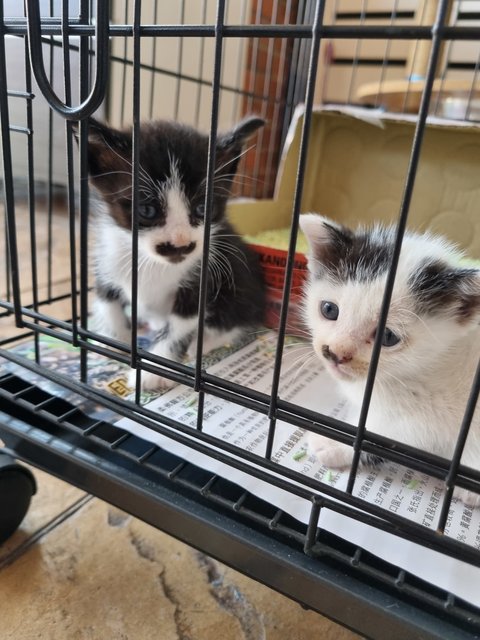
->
<box><xmin>80</xmin><ymin>117</ymin><xmax>266</xmax><ymax>391</ymax></box>
<box><xmin>299</xmin><ymin>214</ymin><xmax>480</xmax><ymax>506</ymax></box>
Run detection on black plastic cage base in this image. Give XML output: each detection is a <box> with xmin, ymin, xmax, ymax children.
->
<box><xmin>0</xmin><ymin>452</ymin><xmax>36</xmax><ymax>544</ymax></box>
<box><xmin>0</xmin><ymin>371</ymin><xmax>479</xmax><ymax>640</ymax></box>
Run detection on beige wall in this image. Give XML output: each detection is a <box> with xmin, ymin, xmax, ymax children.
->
<box><xmin>108</xmin><ymin>0</ymin><xmax>252</xmax><ymax>133</ymax></box>
<box><xmin>315</xmin><ymin>0</ymin><xmax>480</xmax><ymax>109</ymax></box>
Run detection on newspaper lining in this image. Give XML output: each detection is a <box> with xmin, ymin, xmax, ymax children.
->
<box><xmin>2</xmin><ymin>332</ymin><xmax>479</xmax><ymax>606</ymax></box>
<box><xmin>116</xmin><ymin>332</ymin><xmax>480</xmax><ymax>607</ymax></box>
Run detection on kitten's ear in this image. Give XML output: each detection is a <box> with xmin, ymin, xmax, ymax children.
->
<box><xmin>219</xmin><ymin>116</ymin><xmax>265</xmax><ymax>148</ymax></box>
<box><xmin>72</xmin><ymin>118</ymin><xmax>132</xmax><ymax>192</ymax></box>
<box><xmin>412</xmin><ymin>261</ymin><xmax>480</xmax><ymax>324</ymax></box>
<box><xmin>215</xmin><ymin>116</ymin><xmax>265</xmax><ymax>176</ymax></box>
<box><xmin>299</xmin><ymin>214</ymin><xmax>354</xmax><ymax>271</ymax></box>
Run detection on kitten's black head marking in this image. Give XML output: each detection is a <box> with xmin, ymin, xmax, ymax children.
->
<box><xmin>409</xmin><ymin>259</ymin><xmax>480</xmax><ymax>322</ymax></box>
<box><xmin>76</xmin><ymin>116</ymin><xmax>264</xmax><ymax>231</ymax></box>
<box><xmin>308</xmin><ymin>220</ymin><xmax>393</xmax><ymax>282</ymax></box>
<box><xmin>302</xmin><ymin>215</ymin><xmax>480</xmax><ymax>329</ymax></box>
<box><xmin>73</xmin><ymin>118</ymin><xmax>131</xmax><ymax>184</ymax></box>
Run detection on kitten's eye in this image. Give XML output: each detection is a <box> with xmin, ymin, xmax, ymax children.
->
<box><xmin>138</xmin><ymin>203</ymin><xmax>157</xmax><ymax>221</ymax></box>
<box><xmin>382</xmin><ymin>327</ymin><xmax>401</xmax><ymax>347</ymax></box>
<box><xmin>320</xmin><ymin>300</ymin><xmax>339</xmax><ymax>320</ymax></box>
<box><xmin>194</xmin><ymin>203</ymin><xmax>206</xmax><ymax>218</ymax></box>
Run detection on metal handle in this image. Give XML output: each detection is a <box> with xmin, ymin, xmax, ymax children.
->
<box><xmin>25</xmin><ymin>0</ymin><xmax>110</xmax><ymax>119</ymax></box>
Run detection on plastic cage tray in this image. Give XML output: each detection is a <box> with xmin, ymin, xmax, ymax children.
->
<box><xmin>1</xmin><ymin>371</ymin><xmax>479</xmax><ymax>640</ymax></box>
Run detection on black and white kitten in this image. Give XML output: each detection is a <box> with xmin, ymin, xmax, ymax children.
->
<box><xmin>300</xmin><ymin>214</ymin><xmax>480</xmax><ymax>505</ymax></box>
<box><xmin>82</xmin><ymin>117</ymin><xmax>266</xmax><ymax>390</ymax></box>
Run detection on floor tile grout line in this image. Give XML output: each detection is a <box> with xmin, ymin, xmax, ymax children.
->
<box><xmin>0</xmin><ymin>493</ymin><xmax>94</xmax><ymax>571</ymax></box>
<box><xmin>1</xmin><ymin>276</ymin><xmax>80</xmax><ymax>299</ymax></box>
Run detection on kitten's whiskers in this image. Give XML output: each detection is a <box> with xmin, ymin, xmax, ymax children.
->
<box><xmin>212</xmin><ymin>238</ymin><xmax>251</xmax><ymax>273</ymax></box>
<box><xmin>213</xmin><ymin>144</ymin><xmax>256</xmax><ymax>176</ymax></box>
<box><xmin>398</xmin><ymin>307</ymin><xmax>441</xmax><ymax>344</ymax></box>
<box><xmin>208</xmin><ymin>245</ymin><xmax>236</xmax><ymax>294</ymax></box>
<box><xmin>289</xmin><ymin>350</ymin><xmax>318</xmax><ymax>384</ymax></box>
<box><xmin>380</xmin><ymin>368</ymin><xmax>409</xmax><ymax>391</ymax></box>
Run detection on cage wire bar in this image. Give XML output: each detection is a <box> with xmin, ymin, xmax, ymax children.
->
<box><xmin>129</xmin><ymin>0</ymin><xmax>141</xmax><ymax>384</ymax></box>
<box><xmin>0</xmin><ymin>1</ymin><xmax>480</xmax><ymax>638</ymax></box>
<box><xmin>265</xmin><ymin>0</ymin><xmax>325</xmax><ymax>462</ymax></box>
<box><xmin>347</xmin><ymin>0</ymin><xmax>453</xmax><ymax>496</ymax></box>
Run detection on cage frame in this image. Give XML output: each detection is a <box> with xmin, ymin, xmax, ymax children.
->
<box><xmin>0</xmin><ymin>1</ymin><xmax>480</xmax><ymax>637</ymax></box>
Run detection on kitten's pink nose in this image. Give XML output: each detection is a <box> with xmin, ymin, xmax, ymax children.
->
<box><xmin>171</xmin><ymin>229</ymin><xmax>191</xmax><ymax>247</ymax></box>
<box><xmin>322</xmin><ymin>345</ymin><xmax>353</xmax><ymax>365</ymax></box>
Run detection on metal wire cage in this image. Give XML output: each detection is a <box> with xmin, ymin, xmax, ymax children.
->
<box><xmin>1</xmin><ymin>1</ymin><xmax>480</xmax><ymax>638</ymax></box>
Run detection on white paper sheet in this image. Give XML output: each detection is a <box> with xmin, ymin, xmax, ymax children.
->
<box><xmin>117</xmin><ymin>333</ymin><xmax>480</xmax><ymax>607</ymax></box>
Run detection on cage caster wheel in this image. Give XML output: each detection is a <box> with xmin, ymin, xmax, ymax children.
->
<box><xmin>0</xmin><ymin>454</ymin><xmax>36</xmax><ymax>544</ymax></box>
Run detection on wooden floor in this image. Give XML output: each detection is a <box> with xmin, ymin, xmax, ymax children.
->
<box><xmin>0</xmin><ymin>205</ymin><xmax>359</xmax><ymax>640</ymax></box>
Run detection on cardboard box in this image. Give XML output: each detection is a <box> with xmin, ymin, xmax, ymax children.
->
<box><xmin>229</xmin><ymin>105</ymin><xmax>480</xmax><ymax>332</ymax></box>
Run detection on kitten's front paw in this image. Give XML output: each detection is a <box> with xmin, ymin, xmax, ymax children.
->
<box><xmin>93</xmin><ymin>323</ymin><xmax>131</xmax><ymax>346</ymax></box>
<box><xmin>91</xmin><ymin>305</ymin><xmax>131</xmax><ymax>344</ymax></box>
<box><xmin>308</xmin><ymin>433</ymin><xmax>353</xmax><ymax>469</ymax></box>
<box><xmin>127</xmin><ymin>368</ymin><xmax>177</xmax><ymax>392</ymax></box>
<box><xmin>454</xmin><ymin>487</ymin><xmax>480</xmax><ymax>509</ymax></box>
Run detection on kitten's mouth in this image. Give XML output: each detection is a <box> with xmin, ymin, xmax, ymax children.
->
<box><xmin>167</xmin><ymin>254</ymin><xmax>187</xmax><ymax>264</ymax></box>
<box><xmin>324</xmin><ymin>359</ymin><xmax>358</xmax><ymax>380</ymax></box>
<box><xmin>333</xmin><ymin>366</ymin><xmax>355</xmax><ymax>379</ymax></box>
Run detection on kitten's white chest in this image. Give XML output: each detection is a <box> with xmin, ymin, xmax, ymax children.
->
<box><xmin>95</xmin><ymin>222</ymin><xmax>187</xmax><ymax>321</ymax></box>
<box><xmin>136</xmin><ymin>262</ymin><xmax>177</xmax><ymax>320</ymax></box>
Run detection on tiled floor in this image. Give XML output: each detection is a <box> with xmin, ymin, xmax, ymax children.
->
<box><xmin>0</xmin><ymin>205</ymin><xmax>360</xmax><ymax>639</ymax></box>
